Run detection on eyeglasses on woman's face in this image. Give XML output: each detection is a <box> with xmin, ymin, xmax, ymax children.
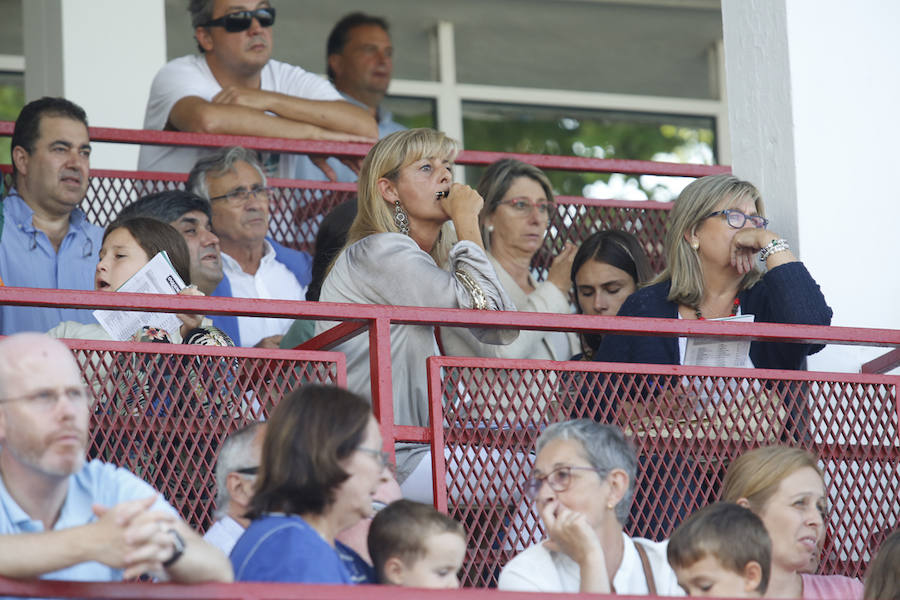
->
<box><xmin>525</xmin><ymin>464</ymin><xmax>600</xmax><ymax>499</ymax></box>
<box><xmin>357</xmin><ymin>446</ymin><xmax>396</xmax><ymax>474</ymax></box>
<box><xmin>496</xmin><ymin>198</ymin><xmax>556</xmax><ymax>217</ymax></box>
<box><xmin>707</xmin><ymin>209</ymin><xmax>768</xmax><ymax>229</ymax></box>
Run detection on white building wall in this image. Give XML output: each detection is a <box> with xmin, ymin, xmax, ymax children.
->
<box><xmin>723</xmin><ymin>0</ymin><xmax>900</xmax><ymax>373</ymax></box>
<box><xmin>23</xmin><ymin>0</ymin><xmax>166</xmax><ymax>170</ymax></box>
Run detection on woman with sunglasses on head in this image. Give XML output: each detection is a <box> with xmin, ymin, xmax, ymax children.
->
<box><xmin>440</xmin><ymin>158</ymin><xmax>579</xmax><ymax>361</ymax></box>
<box><xmin>593</xmin><ymin>173</ymin><xmax>831</xmax><ymax>370</ymax></box>
<box><xmin>231</xmin><ymin>384</ymin><xmax>391</xmax><ymax>583</ymax></box>
<box><xmin>498</xmin><ymin>419</ymin><xmax>683</xmax><ymax>595</ymax></box>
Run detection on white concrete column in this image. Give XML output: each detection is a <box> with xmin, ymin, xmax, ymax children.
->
<box><xmin>23</xmin><ymin>0</ymin><xmax>167</xmax><ymax>170</ymax></box>
<box><xmin>722</xmin><ymin>0</ymin><xmax>900</xmax><ymax>373</ymax></box>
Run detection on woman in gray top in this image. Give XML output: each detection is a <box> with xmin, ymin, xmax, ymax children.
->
<box><xmin>316</xmin><ymin>128</ymin><xmax>518</xmax><ymax>494</ymax></box>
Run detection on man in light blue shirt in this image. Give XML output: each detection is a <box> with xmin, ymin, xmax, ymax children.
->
<box><xmin>0</xmin><ymin>333</ymin><xmax>233</xmax><ymax>583</ymax></box>
<box><xmin>0</xmin><ymin>97</ymin><xmax>104</xmax><ymax>334</ymax></box>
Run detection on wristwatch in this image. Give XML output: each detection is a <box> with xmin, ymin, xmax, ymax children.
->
<box><xmin>162</xmin><ymin>529</ymin><xmax>186</xmax><ymax>568</ymax></box>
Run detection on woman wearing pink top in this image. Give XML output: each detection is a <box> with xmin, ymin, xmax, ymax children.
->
<box><xmin>721</xmin><ymin>446</ymin><xmax>863</xmax><ymax>600</ymax></box>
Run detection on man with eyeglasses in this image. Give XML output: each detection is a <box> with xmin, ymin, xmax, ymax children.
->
<box><xmin>0</xmin><ymin>97</ymin><xmax>104</xmax><ymax>335</ymax></box>
<box><xmin>0</xmin><ymin>333</ymin><xmax>233</xmax><ymax>583</ymax></box>
<box><xmin>138</xmin><ymin>0</ymin><xmax>377</xmax><ymax>178</ymax></box>
<box><xmin>204</xmin><ymin>421</ymin><xmax>265</xmax><ymax>555</ymax></box>
<box><xmin>187</xmin><ymin>146</ymin><xmax>311</xmax><ymax>348</ymax></box>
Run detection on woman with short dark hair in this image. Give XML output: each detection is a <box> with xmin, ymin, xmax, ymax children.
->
<box><xmin>231</xmin><ymin>385</ymin><xmax>390</xmax><ymax>583</ymax></box>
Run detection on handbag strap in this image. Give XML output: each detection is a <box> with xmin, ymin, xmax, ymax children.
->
<box><xmin>634</xmin><ymin>541</ymin><xmax>658</xmax><ymax>596</ymax></box>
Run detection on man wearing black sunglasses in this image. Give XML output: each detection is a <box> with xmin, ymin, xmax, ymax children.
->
<box><xmin>138</xmin><ymin>0</ymin><xmax>377</xmax><ymax>178</ymax></box>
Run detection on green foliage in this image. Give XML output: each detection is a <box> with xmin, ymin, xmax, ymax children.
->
<box><xmin>0</xmin><ymin>84</ymin><xmax>25</xmax><ymax>166</ymax></box>
<box><xmin>462</xmin><ymin>108</ymin><xmax>715</xmax><ymax>198</ymax></box>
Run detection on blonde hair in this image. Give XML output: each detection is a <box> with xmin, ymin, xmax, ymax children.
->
<box><xmin>654</xmin><ymin>174</ymin><xmax>765</xmax><ymax>308</ymax></box>
<box><xmin>344</xmin><ymin>128</ymin><xmax>459</xmax><ymax>264</ymax></box>
<box><xmin>720</xmin><ymin>446</ymin><xmax>822</xmax><ymax>512</ymax></box>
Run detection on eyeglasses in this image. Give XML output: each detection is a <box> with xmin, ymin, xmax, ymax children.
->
<box><xmin>234</xmin><ymin>466</ymin><xmax>259</xmax><ymax>476</ymax></box>
<box><xmin>357</xmin><ymin>446</ymin><xmax>395</xmax><ymax>473</ymax></box>
<box><xmin>707</xmin><ymin>209</ymin><xmax>769</xmax><ymax>230</ymax></box>
<box><xmin>209</xmin><ymin>186</ymin><xmax>272</xmax><ymax>206</ymax></box>
<box><xmin>202</xmin><ymin>7</ymin><xmax>276</xmax><ymax>32</ymax></box>
<box><xmin>525</xmin><ymin>465</ymin><xmax>600</xmax><ymax>499</ymax></box>
<box><xmin>0</xmin><ymin>385</ymin><xmax>91</xmax><ymax>411</ymax></box>
<box><xmin>497</xmin><ymin>198</ymin><xmax>556</xmax><ymax>216</ymax></box>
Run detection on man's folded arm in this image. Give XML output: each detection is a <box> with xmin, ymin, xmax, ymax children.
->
<box><xmin>168</xmin><ymin>96</ymin><xmax>376</xmax><ymax>141</ymax></box>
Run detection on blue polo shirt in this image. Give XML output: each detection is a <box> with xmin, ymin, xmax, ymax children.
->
<box><xmin>0</xmin><ymin>190</ymin><xmax>104</xmax><ymax>334</ymax></box>
<box><xmin>0</xmin><ymin>460</ymin><xmax>176</xmax><ymax>581</ymax></box>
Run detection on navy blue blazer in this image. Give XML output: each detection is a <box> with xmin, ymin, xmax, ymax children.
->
<box><xmin>593</xmin><ymin>262</ymin><xmax>832</xmax><ymax>370</ymax></box>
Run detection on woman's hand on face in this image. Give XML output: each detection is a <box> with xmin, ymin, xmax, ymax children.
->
<box><xmin>547</xmin><ymin>242</ymin><xmax>578</xmax><ymax>294</ymax></box>
<box><xmin>176</xmin><ymin>285</ymin><xmax>205</xmax><ymax>336</ymax></box>
<box><xmin>440</xmin><ymin>183</ymin><xmax>484</xmax><ymax>222</ymax></box>
<box><xmin>731</xmin><ymin>228</ymin><xmax>779</xmax><ymax>275</ymax></box>
<box><xmin>540</xmin><ymin>498</ymin><xmax>604</xmax><ymax>567</ymax></box>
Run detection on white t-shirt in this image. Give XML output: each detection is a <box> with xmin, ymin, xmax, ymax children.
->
<box><xmin>498</xmin><ymin>533</ymin><xmax>684</xmax><ymax>596</ymax></box>
<box><xmin>138</xmin><ymin>54</ymin><xmax>343</xmax><ymax>176</ymax></box>
<box><xmin>221</xmin><ymin>240</ymin><xmax>306</xmax><ymax>348</ymax></box>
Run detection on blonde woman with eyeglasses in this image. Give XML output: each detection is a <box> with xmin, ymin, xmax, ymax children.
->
<box><xmin>498</xmin><ymin>419</ymin><xmax>684</xmax><ymax>595</ymax></box>
<box><xmin>593</xmin><ymin>173</ymin><xmax>832</xmax><ymax>371</ymax></box>
<box><xmin>588</xmin><ymin>174</ymin><xmax>833</xmax><ymax>541</ymax></box>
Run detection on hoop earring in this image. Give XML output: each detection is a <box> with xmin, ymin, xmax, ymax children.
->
<box><xmin>394</xmin><ymin>200</ymin><xmax>410</xmax><ymax>236</ymax></box>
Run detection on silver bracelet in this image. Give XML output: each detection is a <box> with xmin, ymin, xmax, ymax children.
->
<box><xmin>759</xmin><ymin>238</ymin><xmax>790</xmax><ymax>261</ymax></box>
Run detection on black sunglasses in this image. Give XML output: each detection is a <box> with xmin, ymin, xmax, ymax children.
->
<box><xmin>234</xmin><ymin>466</ymin><xmax>259</xmax><ymax>475</ymax></box>
<box><xmin>203</xmin><ymin>7</ymin><xmax>276</xmax><ymax>33</ymax></box>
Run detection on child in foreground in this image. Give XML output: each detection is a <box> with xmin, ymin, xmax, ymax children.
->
<box><xmin>367</xmin><ymin>499</ymin><xmax>466</xmax><ymax>589</ymax></box>
<box><xmin>667</xmin><ymin>502</ymin><xmax>771</xmax><ymax>597</ymax></box>
<box><xmin>864</xmin><ymin>529</ymin><xmax>899</xmax><ymax>600</ymax></box>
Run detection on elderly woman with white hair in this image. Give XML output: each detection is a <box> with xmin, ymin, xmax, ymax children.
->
<box><xmin>498</xmin><ymin>420</ymin><xmax>683</xmax><ymax>595</ymax></box>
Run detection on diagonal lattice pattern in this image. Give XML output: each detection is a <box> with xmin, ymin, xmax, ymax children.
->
<box><xmin>72</xmin><ymin>343</ymin><xmax>340</xmax><ymax>532</ymax></box>
<box><xmin>435</xmin><ymin>363</ymin><xmax>898</xmax><ymax>587</ymax></box>
<box><xmin>76</xmin><ymin>176</ymin><xmax>357</xmax><ymax>254</ymax></box>
<box><xmin>2</xmin><ymin>170</ymin><xmax>669</xmax><ymax>271</ymax></box>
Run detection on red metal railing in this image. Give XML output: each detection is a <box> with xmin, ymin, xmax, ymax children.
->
<box><xmin>0</xmin><ymin>288</ymin><xmax>896</xmax><ymax>595</ymax></box>
<box><xmin>0</xmin><ymin>123</ymin><xmax>726</xmax><ymax>269</ymax></box>
<box><xmin>67</xmin><ymin>337</ymin><xmax>344</xmax><ymax>531</ymax></box>
<box><xmin>0</xmin><ymin>122</ymin><xmax>732</xmax><ymax>177</ymax></box>
<box><xmin>0</xmin><ymin>578</ymin><xmax>694</xmax><ymax>600</ymax></box>
<box><xmin>426</xmin><ymin>356</ymin><xmax>899</xmax><ymax>586</ymax></box>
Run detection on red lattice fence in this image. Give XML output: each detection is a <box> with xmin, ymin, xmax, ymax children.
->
<box><xmin>426</xmin><ymin>356</ymin><xmax>900</xmax><ymax>587</ymax></box>
<box><xmin>1</xmin><ymin>167</ymin><xmax>669</xmax><ymax>271</ymax></box>
<box><xmin>66</xmin><ymin>338</ymin><xmax>345</xmax><ymax>532</ymax></box>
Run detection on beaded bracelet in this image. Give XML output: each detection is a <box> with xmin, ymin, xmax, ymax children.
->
<box><xmin>759</xmin><ymin>238</ymin><xmax>790</xmax><ymax>261</ymax></box>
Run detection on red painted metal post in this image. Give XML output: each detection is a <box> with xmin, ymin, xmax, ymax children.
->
<box><xmin>369</xmin><ymin>317</ymin><xmax>396</xmax><ymax>459</ymax></box>
<box><xmin>427</xmin><ymin>356</ymin><xmax>449</xmax><ymax>513</ymax></box>
<box><xmin>861</xmin><ymin>347</ymin><xmax>900</xmax><ymax>374</ymax></box>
